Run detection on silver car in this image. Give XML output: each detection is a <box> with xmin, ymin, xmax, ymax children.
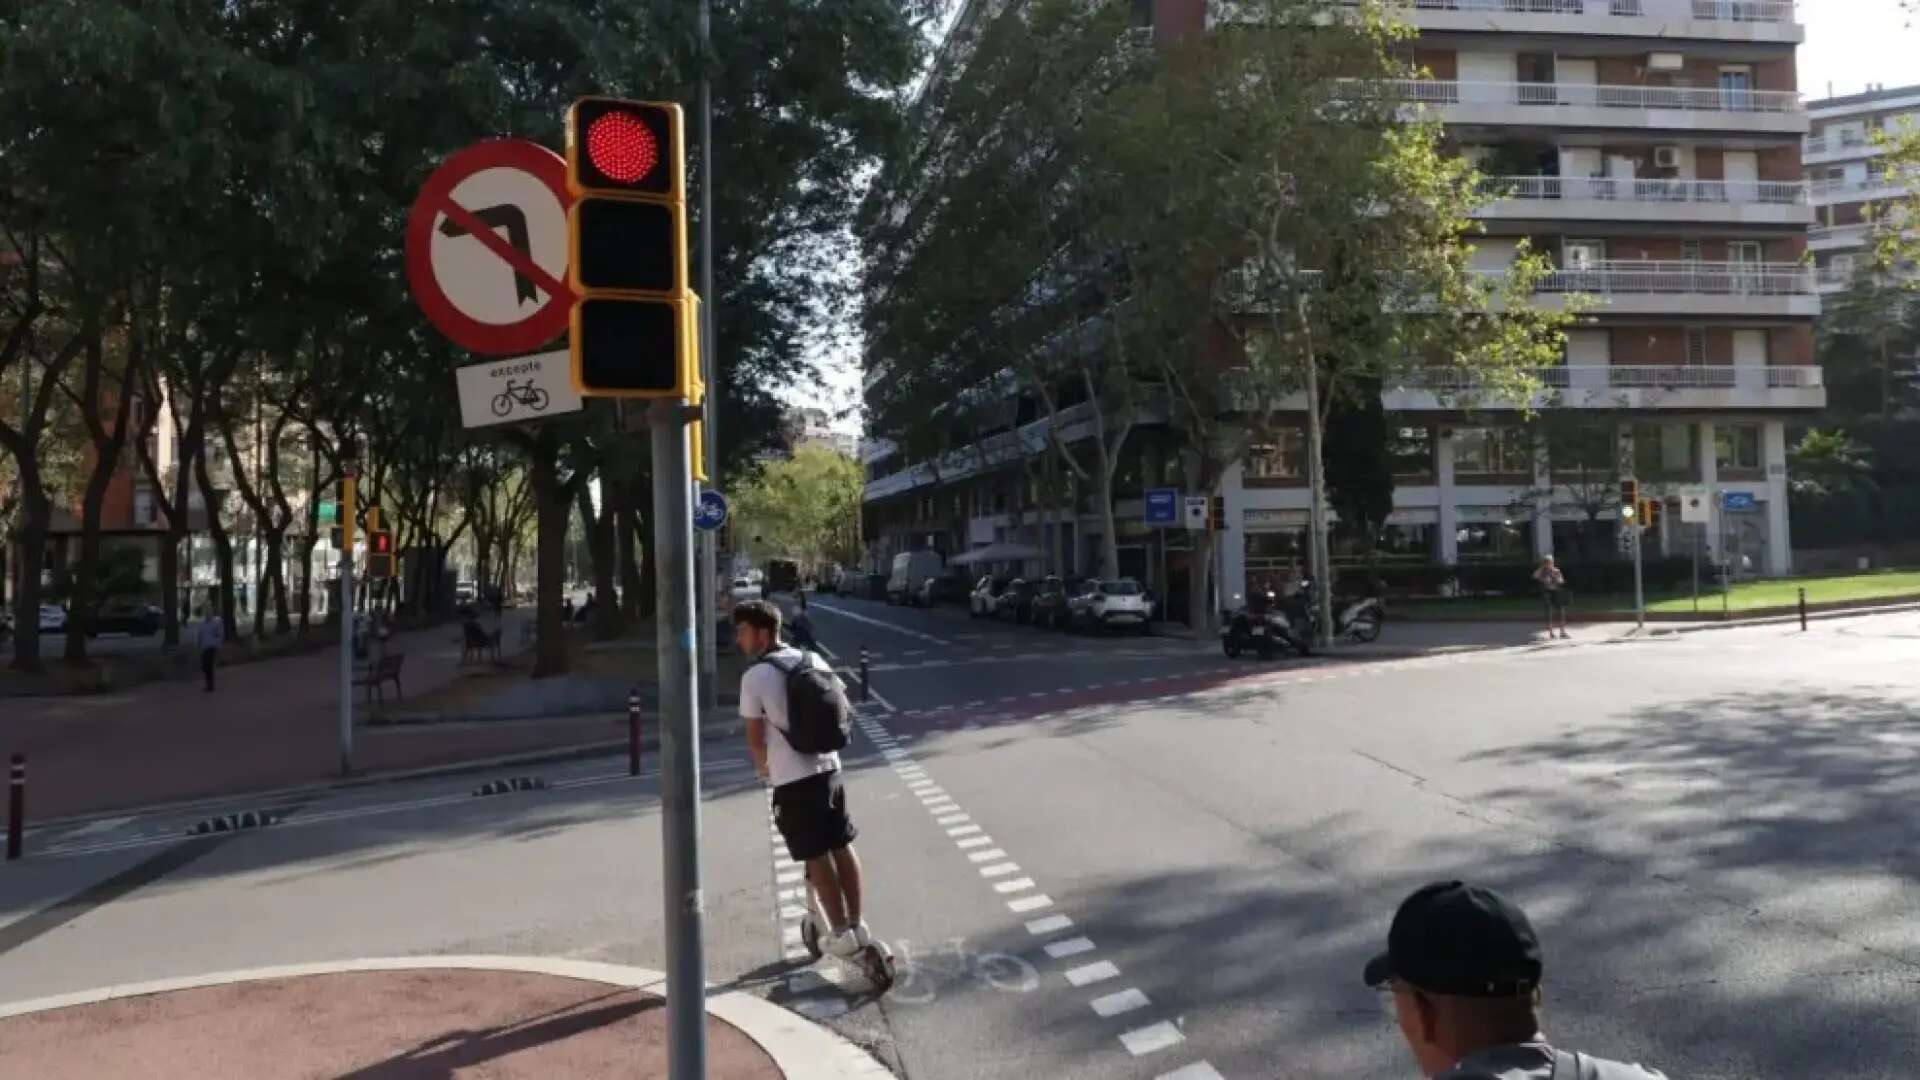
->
<box><xmin>1069</xmin><ymin>578</ymin><xmax>1152</xmax><ymax>634</ymax></box>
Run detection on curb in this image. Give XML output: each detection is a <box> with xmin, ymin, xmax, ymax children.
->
<box><xmin>0</xmin><ymin>955</ymin><xmax>891</xmax><ymax>1080</ymax></box>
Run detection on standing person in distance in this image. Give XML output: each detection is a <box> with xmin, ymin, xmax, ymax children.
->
<box><xmin>196</xmin><ymin>606</ymin><xmax>225</xmax><ymax>692</ymax></box>
<box><xmin>1366</xmin><ymin>881</ymin><xmax>1667</xmax><ymax>1079</ymax></box>
<box><xmin>734</xmin><ymin>599</ymin><xmax>893</xmax><ymax>988</ymax></box>
<box><xmin>1534</xmin><ymin>556</ymin><xmax>1570</xmax><ymax>641</ymax></box>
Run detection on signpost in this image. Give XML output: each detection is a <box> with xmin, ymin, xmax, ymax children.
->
<box><xmin>1183</xmin><ymin>496</ymin><xmax>1208</xmax><ymax>531</ymax></box>
<box><xmin>1144</xmin><ymin>488</ymin><xmax>1179</xmax><ymax>527</ymax></box>
<box><xmin>1679</xmin><ymin>486</ymin><xmax>1711</xmax><ymax>611</ymax></box>
<box><xmin>1722</xmin><ymin>491</ymin><xmax>1758</xmax><ymax>512</ymax></box>
<box><xmin>405</xmin><ymin>140</ymin><xmax>576</xmax><ymax>357</ymax></box>
<box><xmin>693</xmin><ymin>490</ymin><xmax>728</xmax><ymax>533</ymax></box>
<box><xmin>454</xmin><ymin>349</ymin><xmax>584</xmax><ymax>429</ymax></box>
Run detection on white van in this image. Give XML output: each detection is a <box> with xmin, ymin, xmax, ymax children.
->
<box><xmin>886</xmin><ymin>550</ymin><xmax>944</xmax><ymax>606</ymax></box>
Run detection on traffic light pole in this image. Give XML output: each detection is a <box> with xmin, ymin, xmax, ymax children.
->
<box><xmin>696</xmin><ymin>0</ymin><xmax>721</xmax><ymax>713</ymax></box>
<box><xmin>338</xmin><ymin>467</ymin><xmax>358</xmax><ymax>775</ymax></box>
<box><xmin>1632</xmin><ymin>517</ymin><xmax>1646</xmax><ymax>630</ymax></box>
<box><xmin>649</xmin><ymin>398</ymin><xmax>707</xmax><ymax>1080</ymax></box>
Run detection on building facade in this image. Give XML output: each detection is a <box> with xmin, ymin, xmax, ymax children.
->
<box><xmin>1804</xmin><ymin>82</ymin><xmax>1920</xmax><ymax>294</ymax></box>
<box><xmin>862</xmin><ymin>0</ymin><xmax>1821</xmax><ymax>611</ymax></box>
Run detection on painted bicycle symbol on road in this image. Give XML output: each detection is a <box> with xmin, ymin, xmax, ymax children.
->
<box><xmin>491</xmin><ymin>378</ymin><xmax>551</xmax><ymax>417</ymax></box>
<box><xmin>887</xmin><ymin>937</ymin><xmax>1040</xmax><ymax>1006</ymax></box>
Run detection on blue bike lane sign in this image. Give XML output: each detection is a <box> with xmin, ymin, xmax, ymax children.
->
<box><xmin>694</xmin><ymin>490</ymin><xmax>729</xmax><ymax>532</ymax></box>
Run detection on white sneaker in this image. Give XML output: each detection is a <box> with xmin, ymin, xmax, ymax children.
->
<box><xmin>848</xmin><ymin>919</ymin><xmax>875</xmax><ymax>949</ymax></box>
<box><xmin>825</xmin><ymin>927</ymin><xmax>862</xmax><ymax>959</ymax></box>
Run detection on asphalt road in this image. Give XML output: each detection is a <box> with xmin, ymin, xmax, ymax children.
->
<box><xmin>5</xmin><ymin>601</ymin><xmax>1920</xmax><ymax>1078</ymax></box>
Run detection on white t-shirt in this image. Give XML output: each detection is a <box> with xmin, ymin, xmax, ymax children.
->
<box><xmin>739</xmin><ymin>646</ymin><xmax>842</xmax><ymax>788</ymax></box>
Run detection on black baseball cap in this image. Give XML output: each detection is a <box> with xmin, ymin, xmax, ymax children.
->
<box><xmin>1362</xmin><ymin>881</ymin><xmax>1544</xmax><ymax>997</ymax></box>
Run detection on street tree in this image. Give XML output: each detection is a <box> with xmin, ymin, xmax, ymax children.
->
<box><xmin>733</xmin><ymin>448</ymin><xmax>865</xmax><ymax>575</ymax></box>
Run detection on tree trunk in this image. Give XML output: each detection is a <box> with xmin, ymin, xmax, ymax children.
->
<box><xmin>1185</xmin><ymin>535</ymin><xmax>1212</xmax><ymax>635</ymax></box>
<box><xmin>1303</xmin><ymin>356</ymin><xmax>1335</xmax><ymax>651</ymax></box>
<box><xmin>530</xmin><ymin>433</ymin><xmax>570</xmax><ymax>678</ymax></box>
<box><xmin>576</xmin><ymin>483</ymin><xmax>620</xmax><ymax>640</ymax></box>
<box><xmin>618</xmin><ymin>501</ymin><xmax>643</xmax><ymax>623</ymax></box>
<box><xmin>195</xmin><ymin>447</ymin><xmax>238</xmax><ymax>639</ymax></box>
<box><xmin>9</xmin><ymin>481</ymin><xmax>49</xmax><ymax>673</ymax></box>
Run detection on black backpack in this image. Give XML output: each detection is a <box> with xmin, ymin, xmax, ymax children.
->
<box><xmin>758</xmin><ymin>652</ymin><xmax>852</xmax><ymax>754</ymax></box>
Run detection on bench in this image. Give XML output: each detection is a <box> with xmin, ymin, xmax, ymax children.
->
<box><xmin>459</xmin><ymin>620</ymin><xmax>502</xmax><ymax>665</ymax></box>
<box><xmin>354</xmin><ymin>652</ymin><xmax>405</xmax><ymax>704</ymax></box>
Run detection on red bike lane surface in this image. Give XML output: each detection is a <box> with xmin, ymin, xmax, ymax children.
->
<box><xmin>2</xmin><ymin>619</ymin><xmax>615</xmax><ymax>822</ymax></box>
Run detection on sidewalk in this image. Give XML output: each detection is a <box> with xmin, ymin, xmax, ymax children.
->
<box><xmin>0</xmin><ymin>613</ymin><xmax>690</xmax><ymax>821</ymax></box>
<box><xmin>0</xmin><ymin>956</ymin><xmax>888</xmax><ymax>1080</ymax></box>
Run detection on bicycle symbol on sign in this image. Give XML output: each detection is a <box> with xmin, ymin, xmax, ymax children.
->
<box><xmin>491</xmin><ymin>378</ymin><xmax>550</xmax><ymax>418</ymax></box>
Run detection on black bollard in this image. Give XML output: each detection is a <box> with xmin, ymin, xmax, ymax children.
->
<box><xmin>7</xmin><ymin>754</ymin><xmax>23</xmax><ymax>861</ymax></box>
<box><xmin>859</xmin><ymin>646</ymin><xmax>871</xmax><ymax>704</ymax></box>
<box><xmin>628</xmin><ymin>688</ymin><xmax>642</xmax><ymax>777</ymax></box>
<box><xmin>1799</xmin><ymin>587</ymin><xmax>1808</xmax><ymax>632</ymax></box>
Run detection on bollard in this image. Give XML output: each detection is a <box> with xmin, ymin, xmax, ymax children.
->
<box><xmin>1799</xmin><ymin>587</ymin><xmax>1808</xmax><ymax>632</ymax></box>
<box><xmin>859</xmin><ymin>646</ymin><xmax>871</xmax><ymax>704</ymax></box>
<box><xmin>7</xmin><ymin>754</ymin><xmax>23</xmax><ymax>862</ymax></box>
<box><xmin>628</xmin><ymin>688</ymin><xmax>642</xmax><ymax>778</ymax></box>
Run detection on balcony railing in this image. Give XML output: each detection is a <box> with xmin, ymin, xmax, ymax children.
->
<box><xmin>1517</xmin><ymin>260</ymin><xmax>1814</xmax><ymax>296</ymax></box>
<box><xmin>1401</xmin><ymin>364</ymin><xmax>1822</xmax><ymax>392</ymax></box>
<box><xmin>1479</xmin><ymin>175</ymin><xmax>1806</xmax><ymax>206</ymax></box>
<box><xmin>1355</xmin><ymin>0</ymin><xmax>1796</xmax><ymax>24</ymax></box>
<box><xmin>1803</xmin><ymin>131</ymin><xmax>1875</xmax><ymax>158</ymax></box>
<box><xmin>1808</xmin><ymin>173</ymin><xmax>1919</xmax><ymax>200</ymax></box>
<box><xmin>1809</xmin><ymin>223</ymin><xmax>1872</xmax><ymax>246</ymax></box>
<box><xmin>1383</xmin><ymin>78</ymin><xmax>1802</xmax><ymax>115</ymax></box>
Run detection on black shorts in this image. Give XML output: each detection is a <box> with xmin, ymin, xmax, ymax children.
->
<box><xmin>1543</xmin><ymin>588</ymin><xmax>1568</xmax><ymax>611</ymax></box>
<box><xmin>771</xmin><ymin>770</ymin><xmax>858</xmax><ymax>862</ymax></box>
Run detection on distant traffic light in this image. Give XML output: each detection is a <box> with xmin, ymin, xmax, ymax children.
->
<box><xmin>366</xmin><ymin>530</ymin><xmax>395</xmax><ymax>579</ymax></box>
<box><xmin>1640</xmin><ymin>499</ymin><xmax>1662</xmax><ymax>531</ymax></box>
<box><xmin>565</xmin><ymin>97</ymin><xmax>695</xmax><ymax>399</ymax></box>
<box><xmin>1620</xmin><ymin>478</ymin><xmax>1639</xmax><ymax>518</ymax></box>
<box><xmin>1208</xmin><ymin>495</ymin><xmax>1225</xmax><ymax>531</ymax></box>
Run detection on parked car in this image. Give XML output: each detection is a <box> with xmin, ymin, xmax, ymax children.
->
<box><xmin>968</xmin><ymin>575</ymin><xmax>1008</xmax><ymax>618</ymax></box>
<box><xmin>886</xmin><ymin>550</ymin><xmax>944</xmax><ymax>605</ymax></box>
<box><xmin>995</xmin><ymin>578</ymin><xmax>1037</xmax><ymax>623</ymax></box>
<box><xmin>730</xmin><ymin>576</ymin><xmax>763</xmax><ymax>604</ymax></box>
<box><xmin>88</xmin><ymin>601</ymin><xmax>162</xmax><ymax>637</ymax></box>
<box><xmin>38</xmin><ymin>603</ymin><xmax>67</xmax><ymax>633</ymax></box>
<box><xmin>1028</xmin><ymin>576</ymin><xmax>1073</xmax><ymax>629</ymax></box>
<box><xmin>1069</xmin><ymin>578</ymin><xmax>1153</xmax><ymax>633</ymax></box>
<box><xmin>916</xmin><ymin>568</ymin><xmax>971</xmax><ymax>607</ymax></box>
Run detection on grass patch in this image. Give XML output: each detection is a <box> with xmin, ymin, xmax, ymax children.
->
<box><xmin>1400</xmin><ymin>569</ymin><xmax>1920</xmax><ymax>620</ymax></box>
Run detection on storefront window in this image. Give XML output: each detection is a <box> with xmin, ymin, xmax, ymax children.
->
<box><xmin>1452</xmin><ymin>427</ymin><xmax>1530</xmax><ymax>478</ymax></box>
<box><xmin>1632</xmin><ymin>422</ymin><xmax>1696</xmax><ymax>480</ymax></box>
<box><xmin>1245</xmin><ymin>431</ymin><xmax>1306</xmax><ymax>481</ymax></box>
<box><xmin>1714</xmin><ymin>424</ymin><xmax>1762</xmax><ymax>472</ymax></box>
<box><xmin>1455</xmin><ymin>519</ymin><xmax>1534</xmax><ymax>561</ymax></box>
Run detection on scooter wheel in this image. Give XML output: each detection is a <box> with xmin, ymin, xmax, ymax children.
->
<box><xmin>1349</xmin><ymin>615</ymin><xmax>1381</xmax><ymax>643</ymax></box>
<box><xmin>860</xmin><ymin>943</ymin><xmax>897</xmax><ymax>993</ymax></box>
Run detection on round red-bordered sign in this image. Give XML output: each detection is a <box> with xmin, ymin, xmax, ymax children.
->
<box><xmin>405</xmin><ymin>139</ymin><xmax>576</xmax><ymax>357</ymax></box>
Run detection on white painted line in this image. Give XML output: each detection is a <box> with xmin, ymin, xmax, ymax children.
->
<box><xmin>794</xmin><ymin>997</ymin><xmax>850</xmax><ymax>1020</ymax></box>
<box><xmin>1043</xmin><ymin>937</ymin><xmax>1096</xmax><ymax>959</ymax></box>
<box><xmin>1064</xmin><ymin>960</ymin><xmax>1120</xmax><ymax>987</ymax></box>
<box><xmin>783</xmin><ymin>926</ymin><xmax>803</xmax><ymax>945</ymax></box>
<box><xmin>777</xmin><ymin>871</ymin><xmax>804</xmax><ymax>885</ymax></box>
<box><xmin>1119</xmin><ymin>1021</ymin><xmax>1185</xmax><ymax>1056</ymax></box>
<box><xmin>1027</xmin><ymin>692</ymin><xmax>1049</xmax><ymax>699</ymax></box>
<box><xmin>1090</xmin><ymin>988</ymin><xmax>1151</xmax><ymax>1018</ymax></box>
<box><xmin>909</xmin><ymin>782</ymin><xmax>940</xmax><ymax>792</ymax></box>
<box><xmin>936</xmin><ymin>813</ymin><xmax>970</xmax><ymax>826</ymax></box>
<box><xmin>924</xmin><ymin>800</ymin><xmax>958</xmax><ymax>812</ymax></box>
<box><xmin>1007</xmin><ymin>894</ymin><xmax>1053</xmax><ymax>913</ymax></box>
<box><xmin>1156</xmin><ymin>1063</ymin><xmax>1224</xmax><ymax>1080</ymax></box>
<box><xmin>965</xmin><ymin>701</ymin><xmax>986</xmax><ymax>708</ymax></box>
<box><xmin>1086</xmin><ymin>684</ymin><xmax>1105</xmax><ymax>691</ymax></box>
<box><xmin>780</xmin><ymin>905</ymin><xmax>807</xmax><ymax>919</ymax></box>
<box><xmin>807</xmin><ymin>600</ymin><xmax>953</xmax><ymax>645</ymax></box>
<box><xmin>979</xmin><ymin>862</ymin><xmax>1021</xmax><ymax>878</ymax></box>
<box><xmin>62</xmin><ymin>815</ymin><xmax>134</xmax><ymax>841</ymax></box>
<box><xmin>967</xmin><ymin>848</ymin><xmax>1008</xmax><ymax>863</ymax></box>
<box><xmin>1026</xmin><ymin>914</ymin><xmax>1073</xmax><ymax>935</ymax></box>
<box><xmin>948</xmin><ymin>824</ymin><xmax>983</xmax><ymax>837</ymax></box>
<box><xmin>778</xmin><ymin>888</ymin><xmax>802</xmax><ymax>901</ymax></box>
<box><xmin>994</xmin><ymin>877</ymin><xmax>1036</xmax><ymax>894</ymax></box>
<box><xmin>955</xmin><ymin>835</ymin><xmax>994</xmax><ymax>849</ymax></box>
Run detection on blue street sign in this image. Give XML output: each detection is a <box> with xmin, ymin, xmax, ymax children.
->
<box><xmin>1144</xmin><ymin>488</ymin><xmax>1180</xmax><ymax>526</ymax></box>
<box><xmin>694</xmin><ymin>489</ymin><xmax>729</xmax><ymax>532</ymax></box>
<box><xmin>1721</xmin><ymin>491</ymin><xmax>1758</xmax><ymax>513</ymax></box>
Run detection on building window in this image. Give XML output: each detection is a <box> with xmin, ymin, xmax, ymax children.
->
<box><xmin>1452</xmin><ymin>427</ymin><xmax>1530</xmax><ymax>478</ymax></box>
<box><xmin>1389</xmin><ymin>427</ymin><xmax>1433</xmax><ymax>479</ymax></box>
<box><xmin>1715</xmin><ymin>424</ymin><xmax>1763</xmax><ymax>472</ymax></box>
<box><xmin>1245</xmin><ymin>431</ymin><xmax>1305</xmax><ymax>481</ymax></box>
<box><xmin>1633</xmin><ymin>422</ymin><xmax>1696</xmax><ymax>480</ymax></box>
<box><xmin>1681</xmin><ymin>240</ymin><xmax>1702</xmax><ymax>263</ymax></box>
<box><xmin>1686</xmin><ymin>329</ymin><xmax>1707</xmax><ymax>365</ymax></box>
<box><xmin>133</xmin><ymin>480</ymin><xmax>158</xmax><ymax>526</ymax></box>
<box><xmin>1456</xmin><ymin>520</ymin><xmax>1534</xmax><ymax>562</ymax></box>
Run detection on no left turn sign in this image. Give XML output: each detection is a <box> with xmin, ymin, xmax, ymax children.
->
<box><xmin>406</xmin><ymin>140</ymin><xmax>576</xmax><ymax>356</ymax></box>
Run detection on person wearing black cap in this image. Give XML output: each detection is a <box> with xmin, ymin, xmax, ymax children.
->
<box><xmin>1365</xmin><ymin>881</ymin><xmax>1668</xmax><ymax>1079</ymax></box>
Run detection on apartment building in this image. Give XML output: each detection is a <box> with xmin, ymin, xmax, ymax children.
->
<box><xmin>1805</xmin><ymin>82</ymin><xmax>1920</xmax><ymax>293</ymax></box>
<box><xmin>862</xmin><ymin>0</ymin><xmax>1821</xmax><ymax>609</ymax></box>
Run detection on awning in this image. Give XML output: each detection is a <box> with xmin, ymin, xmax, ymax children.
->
<box><xmin>949</xmin><ymin>543</ymin><xmax>1045</xmax><ymax>567</ymax></box>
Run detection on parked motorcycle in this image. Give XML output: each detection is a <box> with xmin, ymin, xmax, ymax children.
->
<box><xmin>1294</xmin><ymin>580</ymin><xmax>1385</xmax><ymax>645</ymax></box>
<box><xmin>1219</xmin><ymin>591</ymin><xmax>1312</xmax><ymax>660</ymax></box>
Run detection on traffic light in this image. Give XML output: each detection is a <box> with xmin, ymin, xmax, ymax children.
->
<box><xmin>1619</xmin><ymin>478</ymin><xmax>1639</xmax><ymax>519</ymax></box>
<box><xmin>1208</xmin><ymin>495</ymin><xmax>1225</xmax><ymax>531</ymax></box>
<box><xmin>1640</xmin><ymin>499</ymin><xmax>1662</xmax><ymax>531</ymax></box>
<box><xmin>331</xmin><ymin>473</ymin><xmax>359</xmax><ymax>550</ymax></box>
<box><xmin>367</xmin><ymin>530</ymin><xmax>395</xmax><ymax>579</ymax></box>
<box><xmin>565</xmin><ymin>97</ymin><xmax>695</xmax><ymax>399</ymax></box>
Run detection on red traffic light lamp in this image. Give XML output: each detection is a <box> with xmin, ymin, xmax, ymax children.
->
<box><xmin>566</xmin><ymin>98</ymin><xmax>684</xmax><ymax>201</ymax></box>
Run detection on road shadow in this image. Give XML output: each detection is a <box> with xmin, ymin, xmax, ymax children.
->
<box><xmin>336</xmin><ymin>990</ymin><xmax>658</xmax><ymax>1078</ymax></box>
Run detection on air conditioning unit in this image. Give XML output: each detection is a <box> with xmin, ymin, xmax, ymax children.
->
<box><xmin>1653</xmin><ymin>146</ymin><xmax>1682</xmax><ymax>169</ymax></box>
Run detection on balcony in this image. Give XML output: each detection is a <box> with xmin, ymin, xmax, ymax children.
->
<box><xmin>1383</xmin><ymin>79</ymin><xmax>1807</xmax><ymax>135</ymax></box>
<box><xmin>1803</xmin><ymin>131</ymin><xmax>1883</xmax><ymax>166</ymax></box>
<box><xmin>1384</xmin><ymin>363</ymin><xmax>1824</xmax><ymax>410</ymax></box>
<box><xmin>1486</xmin><ymin>259</ymin><xmax>1820</xmax><ymax>316</ymax></box>
<box><xmin>1814</xmin><ymin>263</ymin><xmax>1854</xmax><ymax>294</ymax></box>
<box><xmin>1808</xmin><ymin>172</ymin><xmax>1918</xmax><ymax>207</ymax></box>
<box><xmin>1808</xmin><ymin>222</ymin><xmax>1872</xmax><ymax>251</ymax></box>
<box><xmin>1476</xmin><ymin>174</ymin><xmax>1810</xmax><ymax>225</ymax></box>
<box><xmin>1344</xmin><ymin>0</ymin><xmax>1801</xmax><ymax>41</ymax></box>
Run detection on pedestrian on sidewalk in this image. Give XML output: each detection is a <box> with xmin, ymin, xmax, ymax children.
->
<box><xmin>1534</xmin><ymin>556</ymin><xmax>1570</xmax><ymax>641</ymax></box>
<box><xmin>196</xmin><ymin>609</ymin><xmax>224</xmax><ymax>692</ymax></box>
<box><xmin>734</xmin><ymin>599</ymin><xmax>876</xmax><ymax>962</ymax></box>
<box><xmin>1365</xmin><ymin>881</ymin><xmax>1668</xmax><ymax>1079</ymax></box>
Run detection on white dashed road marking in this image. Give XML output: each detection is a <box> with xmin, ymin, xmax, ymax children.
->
<box><xmin>1120</xmin><ymin>1020</ymin><xmax>1186</xmax><ymax>1057</ymax></box>
<box><xmin>1064</xmin><ymin>960</ymin><xmax>1120</xmax><ymax>987</ymax></box>
<box><xmin>1091</xmin><ymin>987</ymin><xmax>1152</xmax><ymax>1018</ymax></box>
